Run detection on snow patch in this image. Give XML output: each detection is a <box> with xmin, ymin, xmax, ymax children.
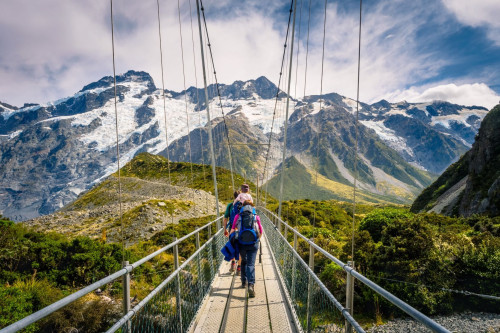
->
<box><xmin>361</xmin><ymin>120</ymin><xmax>415</xmax><ymax>159</ymax></box>
<box><xmin>1</xmin><ymin>104</ymin><xmax>41</xmax><ymax>121</ymax></box>
<box><xmin>430</xmin><ymin>108</ymin><xmax>488</xmax><ymax>129</ymax></box>
<box><xmin>342</xmin><ymin>97</ymin><xmax>359</xmax><ymax>114</ymax></box>
<box><xmin>0</xmin><ymin>130</ymin><xmax>23</xmax><ymax>140</ymax></box>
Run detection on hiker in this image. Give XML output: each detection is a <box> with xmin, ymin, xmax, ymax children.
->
<box><xmin>230</xmin><ymin>200</ymin><xmax>263</xmax><ymax>298</ymax></box>
<box><xmin>233</xmin><ymin>184</ymin><xmax>253</xmax><ymax>205</ymax></box>
<box><xmin>223</xmin><ymin>191</ymin><xmax>240</xmax><ymax>273</ymax></box>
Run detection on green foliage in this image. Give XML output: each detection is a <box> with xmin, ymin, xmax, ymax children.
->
<box><xmin>359</xmin><ymin>208</ymin><xmax>413</xmax><ymax>242</ymax></box>
<box><xmin>267</xmin><ymin>199</ymin><xmax>357</xmax><ymax>231</ymax></box>
<box><xmin>351</xmin><ymin>210</ymin><xmax>500</xmax><ymax>317</ymax></box>
<box><xmin>0</xmin><ymin>213</ymin><xmax>221</xmax><ymax>330</ymax></box>
<box><xmin>0</xmin><ymin>220</ymin><xmax>126</xmax><ymax>287</ymax></box>
<box><xmin>272</xmin><ymin>201</ymin><xmax>499</xmax><ymax>320</ymax></box>
<box><xmin>0</xmin><ymin>279</ymin><xmax>63</xmax><ymax>332</ymax></box>
<box><xmin>39</xmin><ymin>296</ymin><xmax>121</xmax><ymax>333</ymax></box>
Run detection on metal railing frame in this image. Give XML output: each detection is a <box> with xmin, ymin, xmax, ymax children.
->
<box><xmin>106</xmin><ymin>228</ymin><xmax>224</xmax><ymax>333</ymax></box>
<box><xmin>258</xmin><ymin>207</ymin><xmax>450</xmax><ymax>333</ymax></box>
<box><xmin>0</xmin><ymin>216</ymin><xmax>223</xmax><ymax>333</ymax></box>
<box><xmin>260</xmin><ymin>211</ymin><xmax>363</xmax><ymax>333</ymax></box>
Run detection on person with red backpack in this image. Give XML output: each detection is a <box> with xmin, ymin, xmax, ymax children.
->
<box><xmin>230</xmin><ymin>200</ymin><xmax>263</xmax><ymax>298</ymax></box>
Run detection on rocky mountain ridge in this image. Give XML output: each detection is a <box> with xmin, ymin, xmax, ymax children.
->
<box><xmin>411</xmin><ymin>104</ymin><xmax>500</xmax><ymax>216</ymax></box>
<box><xmin>0</xmin><ymin>70</ymin><xmax>490</xmax><ymax>220</ymax></box>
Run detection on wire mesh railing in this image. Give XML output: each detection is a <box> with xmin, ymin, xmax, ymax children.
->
<box><xmin>261</xmin><ymin>210</ymin><xmax>362</xmax><ymax>333</ymax></box>
<box><xmin>258</xmin><ymin>207</ymin><xmax>451</xmax><ymax>333</ymax></box>
<box><xmin>107</xmin><ymin>227</ymin><xmax>225</xmax><ymax>333</ymax></box>
<box><xmin>0</xmin><ymin>217</ymin><xmax>224</xmax><ymax>333</ymax></box>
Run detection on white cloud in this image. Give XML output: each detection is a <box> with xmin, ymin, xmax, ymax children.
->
<box><xmin>0</xmin><ymin>0</ymin><xmax>285</xmax><ymax>107</ymax></box>
<box><xmin>442</xmin><ymin>0</ymin><xmax>500</xmax><ymax>45</ymax></box>
<box><xmin>291</xmin><ymin>1</ymin><xmax>448</xmax><ymax>104</ymax></box>
<box><xmin>381</xmin><ymin>83</ymin><xmax>500</xmax><ymax>109</ymax></box>
<box><xmin>0</xmin><ymin>0</ymin><xmax>498</xmax><ymax>112</ymax></box>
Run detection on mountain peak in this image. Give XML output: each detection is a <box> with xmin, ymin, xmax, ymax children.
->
<box><xmin>0</xmin><ymin>101</ymin><xmax>19</xmax><ymax>111</ymax></box>
<box><xmin>79</xmin><ymin>70</ymin><xmax>156</xmax><ymax>93</ymax></box>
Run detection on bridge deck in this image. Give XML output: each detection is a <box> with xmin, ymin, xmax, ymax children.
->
<box><xmin>190</xmin><ymin>234</ymin><xmax>297</xmax><ymax>333</ymax></box>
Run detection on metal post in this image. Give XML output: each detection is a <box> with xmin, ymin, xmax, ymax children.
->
<box><xmin>282</xmin><ymin>225</ymin><xmax>289</xmax><ymax>271</ymax></box>
<box><xmin>196</xmin><ymin>0</ymin><xmax>220</xmax><ymax>217</ymax></box>
<box><xmin>277</xmin><ymin>0</ymin><xmax>298</xmax><ymax>219</ymax></box>
<box><xmin>256</xmin><ymin>176</ymin><xmax>260</xmax><ymax>206</ymax></box>
<box><xmin>306</xmin><ymin>242</ymin><xmax>315</xmax><ymax>332</ymax></box>
<box><xmin>196</xmin><ymin>231</ymin><xmax>203</xmax><ymax>295</ymax></box>
<box><xmin>122</xmin><ymin>261</ymin><xmax>131</xmax><ymax>333</ymax></box>
<box><xmin>173</xmin><ymin>237</ymin><xmax>183</xmax><ymax>332</ymax></box>
<box><xmin>345</xmin><ymin>261</ymin><xmax>355</xmax><ymax>333</ymax></box>
<box><xmin>291</xmin><ymin>233</ymin><xmax>298</xmax><ymax>302</ymax></box>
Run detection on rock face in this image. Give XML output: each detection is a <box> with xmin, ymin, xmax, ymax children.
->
<box><xmin>24</xmin><ymin>154</ymin><xmax>225</xmax><ymax>244</ymax></box>
<box><xmin>0</xmin><ymin>70</ymin><xmax>489</xmax><ymax>220</ymax></box>
<box><xmin>411</xmin><ymin>104</ymin><xmax>500</xmax><ymax>217</ymax></box>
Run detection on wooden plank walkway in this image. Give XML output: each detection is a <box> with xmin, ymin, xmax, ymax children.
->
<box><xmin>190</xmin><ymin>234</ymin><xmax>297</xmax><ymax>333</ymax></box>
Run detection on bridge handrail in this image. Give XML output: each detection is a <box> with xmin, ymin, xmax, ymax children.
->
<box><xmin>0</xmin><ymin>216</ymin><xmax>223</xmax><ymax>333</ymax></box>
<box><xmin>260</xmin><ymin>211</ymin><xmax>364</xmax><ymax>332</ymax></box>
<box><xmin>258</xmin><ymin>207</ymin><xmax>450</xmax><ymax>333</ymax></box>
<box><xmin>106</xmin><ymin>227</ymin><xmax>224</xmax><ymax>333</ymax></box>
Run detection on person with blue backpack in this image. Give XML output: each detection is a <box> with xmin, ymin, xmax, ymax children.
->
<box><xmin>230</xmin><ymin>200</ymin><xmax>263</xmax><ymax>298</ymax></box>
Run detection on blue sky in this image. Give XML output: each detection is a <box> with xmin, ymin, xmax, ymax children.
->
<box><xmin>1</xmin><ymin>0</ymin><xmax>499</xmax><ymax>109</ymax></box>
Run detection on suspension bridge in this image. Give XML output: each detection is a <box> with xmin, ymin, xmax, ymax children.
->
<box><xmin>1</xmin><ymin>0</ymin><xmax>489</xmax><ymax>332</ymax></box>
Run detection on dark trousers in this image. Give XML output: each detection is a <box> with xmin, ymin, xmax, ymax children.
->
<box><xmin>239</xmin><ymin>242</ymin><xmax>259</xmax><ymax>285</ymax></box>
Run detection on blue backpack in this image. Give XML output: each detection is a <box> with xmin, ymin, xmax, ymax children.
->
<box><xmin>236</xmin><ymin>205</ymin><xmax>259</xmax><ymax>245</ymax></box>
<box><xmin>228</xmin><ymin>201</ymin><xmax>242</xmax><ymax>231</ymax></box>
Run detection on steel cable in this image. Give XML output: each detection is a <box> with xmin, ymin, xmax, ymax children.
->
<box><xmin>109</xmin><ymin>0</ymin><xmax>125</xmax><ymax>259</ymax></box>
<box><xmin>177</xmin><ymin>0</ymin><xmax>195</xmax><ymax>185</ymax></box>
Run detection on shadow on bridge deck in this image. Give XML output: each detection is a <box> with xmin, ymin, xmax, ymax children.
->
<box><xmin>190</xmin><ymin>234</ymin><xmax>298</xmax><ymax>333</ymax></box>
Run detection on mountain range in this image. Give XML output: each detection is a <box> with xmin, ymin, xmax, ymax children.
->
<box><xmin>0</xmin><ymin>70</ymin><xmax>491</xmax><ymax>220</ymax></box>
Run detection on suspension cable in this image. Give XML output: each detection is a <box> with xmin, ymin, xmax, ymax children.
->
<box><xmin>195</xmin><ymin>0</ymin><xmax>220</xmax><ymax>217</ymax></box>
<box><xmin>199</xmin><ymin>1</ymin><xmax>235</xmax><ymax>192</ymax></box>
<box><xmin>303</xmin><ymin>0</ymin><xmax>312</xmax><ymax>98</ymax></box>
<box><xmin>187</xmin><ymin>0</ymin><xmax>210</xmax><ymax>206</ymax></box>
<box><xmin>312</xmin><ymin>0</ymin><xmax>328</xmax><ymax>238</ymax></box>
<box><xmin>262</xmin><ymin>0</ymin><xmax>295</xmax><ymax>207</ymax></box>
<box><xmin>109</xmin><ymin>0</ymin><xmax>125</xmax><ymax>260</ymax></box>
<box><xmin>156</xmin><ymin>0</ymin><xmax>172</xmax><ymax>187</ymax></box>
<box><xmin>176</xmin><ymin>0</ymin><xmax>195</xmax><ymax>185</ymax></box>
<box><xmin>293</xmin><ymin>0</ymin><xmax>303</xmax><ymax>98</ymax></box>
<box><xmin>352</xmin><ymin>0</ymin><xmax>363</xmax><ymax>262</ymax></box>
<box><xmin>277</xmin><ymin>0</ymin><xmax>298</xmax><ymax>219</ymax></box>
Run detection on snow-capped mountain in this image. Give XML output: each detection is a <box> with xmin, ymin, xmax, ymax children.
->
<box><xmin>0</xmin><ymin>70</ymin><xmax>490</xmax><ymax>220</ymax></box>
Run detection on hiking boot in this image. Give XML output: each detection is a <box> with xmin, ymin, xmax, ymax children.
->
<box><xmin>229</xmin><ymin>261</ymin><xmax>236</xmax><ymax>273</ymax></box>
<box><xmin>248</xmin><ymin>284</ymin><xmax>255</xmax><ymax>298</ymax></box>
<box><xmin>241</xmin><ymin>281</ymin><xmax>247</xmax><ymax>288</ymax></box>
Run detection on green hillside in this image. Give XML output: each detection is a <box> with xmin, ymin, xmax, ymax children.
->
<box><xmin>264</xmin><ymin>156</ymin><xmax>415</xmax><ymax>204</ymax></box>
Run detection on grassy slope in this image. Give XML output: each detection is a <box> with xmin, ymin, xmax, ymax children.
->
<box><xmin>118</xmin><ymin>152</ymin><xmax>264</xmax><ymax>202</ymax></box>
<box><xmin>265</xmin><ymin>156</ymin><xmax>413</xmax><ymax>204</ymax></box>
